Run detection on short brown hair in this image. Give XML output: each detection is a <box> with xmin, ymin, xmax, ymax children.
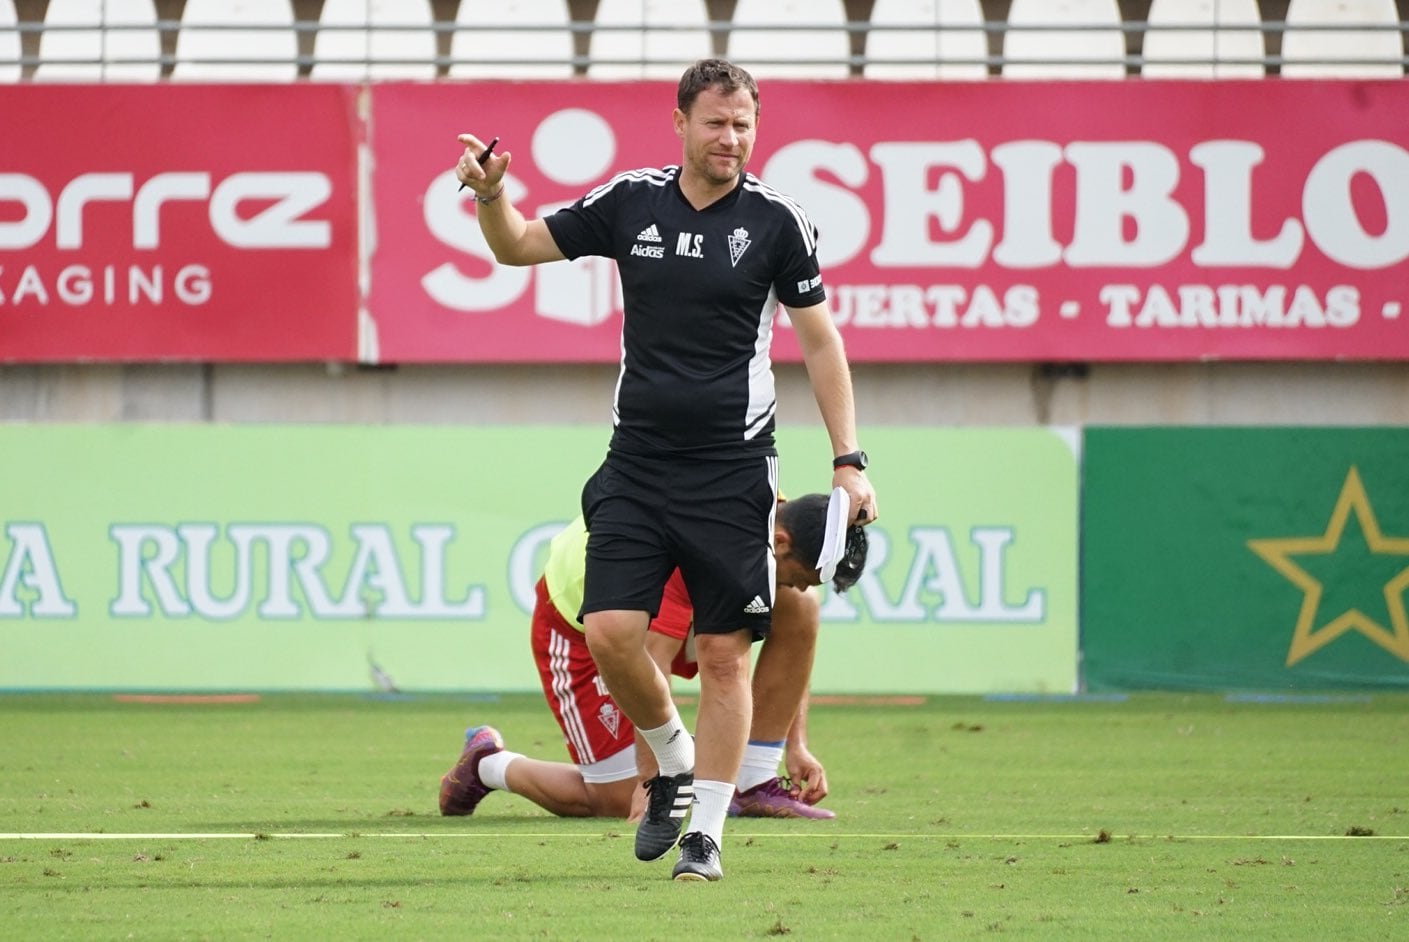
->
<box><xmin>677</xmin><ymin>58</ymin><xmax>759</xmax><ymax>116</ymax></box>
<box><xmin>778</xmin><ymin>493</ymin><xmax>870</xmax><ymax>593</ymax></box>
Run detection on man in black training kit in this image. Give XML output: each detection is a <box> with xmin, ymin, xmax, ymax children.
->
<box><xmin>454</xmin><ymin>58</ymin><xmax>878</xmax><ymax>883</ymax></box>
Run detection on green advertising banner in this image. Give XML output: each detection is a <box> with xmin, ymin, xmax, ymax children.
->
<box><xmin>1083</xmin><ymin>427</ymin><xmax>1409</xmax><ymax>691</ymax></box>
<box><xmin>1</xmin><ymin>425</ymin><xmax>1077</xmax><ymax>694</ymax></box>
<box><xmin>805</xmin><ymin>427</ymin><xmax>1078</xmax><ymax>694</ymax></box>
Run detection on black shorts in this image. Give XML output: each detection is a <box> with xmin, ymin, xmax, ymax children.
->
<box><xmin>579</xmin><ymin>450</ymin><xmax>779</xmax><ymax>637</ymax></box>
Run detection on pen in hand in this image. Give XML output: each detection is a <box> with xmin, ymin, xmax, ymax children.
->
<box><xmin>459</xmin><ymin>137</ymin><xmax>499</xmax><ymax>192</ymax></box>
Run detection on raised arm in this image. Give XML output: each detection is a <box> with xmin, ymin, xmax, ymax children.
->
<box><xmin>454</xmin><ymin>133</ymin><xmax>566</xmax><ymax>266</ymax></box>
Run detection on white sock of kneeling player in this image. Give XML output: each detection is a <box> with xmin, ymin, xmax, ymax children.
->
<box><xmin>685</xmin><ymin>779</ymin><xmax>734</xmax><ymax>848</ymax></box>
<box><xmin>638</xmin><ymin>712</ymin><xmax>695</xmax><ymax>776</ymax></box>
<box><xmin>477</xmin><ymin>751</ymin><xmax>522</xmax><ymax>792</ymax></box>
<box><xmin>736</xmin><ymin>739</ymin><xmax>785</xmax><ymax>792</ymax></box>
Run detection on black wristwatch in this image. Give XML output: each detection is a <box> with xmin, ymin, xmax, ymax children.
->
<box><xmin>833</xmin><ymin>450</ymin><xmax>869</xmax><ymax>471</ymax></box>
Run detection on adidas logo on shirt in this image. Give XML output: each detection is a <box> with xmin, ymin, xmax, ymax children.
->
<box><xmin>631</xmin><ymin>223</ymin><xmax>666</xmax><ymax>259</ymax></box>
<box><xmin>744</xmin><ymin>596</ymin><xmax>770</xmax><ymax>615</ymax></box>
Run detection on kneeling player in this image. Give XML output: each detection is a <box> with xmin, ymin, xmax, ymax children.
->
<box><xmin>439</xmin><ymin>493</ymin><xmax>868</xmax><ymax>820</ymax></box>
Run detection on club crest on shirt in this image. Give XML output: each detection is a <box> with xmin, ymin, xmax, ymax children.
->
<box><xmin>728</xmin><ymin>227</ymin><xmax>752</xmax><ymax>267</ymax></box>
<box><xmin>598</xmin><ymin>702</ymin><xmax>622</xmax><ymax>738</ymax></box>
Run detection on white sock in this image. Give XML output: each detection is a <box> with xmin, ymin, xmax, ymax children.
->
<box><xmin>736</xmin><ymin>740</ymin><xmax>785</xmax><ymax>792</ymax></box>
<box><xmin>638</xmin><ymin>713</ymin><xmax>695</xmax><ymax>776</ymax></box>
<box><xmin>478</xmin><ymin>751</ymin><xmax>522</xmax><ymax>792</ymax></box>
<box><xmin>685</xmin><ymin>779</ymin><xmax>734</xmax><ymax>847</ymax></box>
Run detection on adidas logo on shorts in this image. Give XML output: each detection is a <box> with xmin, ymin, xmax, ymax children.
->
<box><xmin>744</xmin><ymin>596</ymin><xmax>770</xmax><ymax>615</ymax></box>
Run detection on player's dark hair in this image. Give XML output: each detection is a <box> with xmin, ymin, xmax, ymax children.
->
<box><xmin>778</xmin><ymin>493</ymin><xmax>870</xmax><ymax>594</ymax></box>
<box><xmin>678</xmin><ymin>58</ymin><xmax>760</xmax><ymax>116</ymax></box>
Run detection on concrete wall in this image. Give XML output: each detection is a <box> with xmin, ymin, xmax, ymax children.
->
<box><xmin>4</xmin><ymin>361</ymin><xmax>1407</xmax><ymax>427</ymax></box>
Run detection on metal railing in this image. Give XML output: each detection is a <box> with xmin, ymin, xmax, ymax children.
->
<box><xmin>2</xmin><ymin>19</ymin><xmax>1406</xmax><ymax>77</ymax></box>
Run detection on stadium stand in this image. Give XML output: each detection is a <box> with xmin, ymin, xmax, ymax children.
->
<box><xmin>1142</xmin><ymin>0</ymin><xmax>1266</xmax><ymax>78</ymax></box>
<box><xmin>726</xmin><ymin>0</ymin><xmax>852</xmax><ymax>78</ymax></box>
<box><xmin>0</xmin><ymin>0</ymin><xmax>16</xmax><ymax>80</ymax></box>
<box><xmin>33</xmin><ymin>0</ymin><xmax>162</xmax><ymax>82</ymax></box>
<box><xmin>3</xmin><ymin>1</ymin><xmax>1408</xmax><ymax>80</ymax></box>
<box><xmin>587</xmin><ymin>0</ymin><xmax>712</xmax><ymax>80</ymax></box>
<box><xmin>2</xmin><ymin>0</ymin><xmax>1408</xmax><ymax>435</ymax></box>
<box><xmin>1001</xmin><ymin>0</ymin><xmax>1127</xmax><ymax>78</ymax></box>
<box><xmin>0</xmin><ymin>0</ymin><xmax>18</xmax><ymax>81</ymax></box>
<box><xmin>171</xmin><ymin>0</ymin><xmax>299</xmax><ymax>81</ymax></box>
<box><xmin>309</xmin><ymin>0</ymin><xmax>438</xmax><ymax>81</ymax></box>
<box><xmin>447</xmin><ymin>0</ymin><xmax>575</xmax><ymax>79</ymax></box>
<box><xmin>863</xmin><ymin>0</ymin><xmax>989</xmax><ymax>80</ymax></box>
<box><xmin>1281</xmin><ymin>0</ymin><xmax>1404</xmax><ymax>77</ymax></box>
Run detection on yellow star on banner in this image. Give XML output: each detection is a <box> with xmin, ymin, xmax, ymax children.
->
<box><xmin>1248</xmin><ymin>466</ymin><xmax>1409</xmax><ymax>667</ymax></box>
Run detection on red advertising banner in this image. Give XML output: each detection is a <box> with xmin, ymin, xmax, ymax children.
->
<box><xmin>369</xmin><ymin>79</ymin><xmax>1409</xmax><ymax>363</ymax></box>
<box><xmin>0</xmin><ymin>85</ymin><xmax>360</xmax><ymax>362</ymax></box>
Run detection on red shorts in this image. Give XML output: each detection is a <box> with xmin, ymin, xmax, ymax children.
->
<box><xmin>530</xmin><ymin>574</ymin><xmax>695</xmax><ymax>768</ymax></box>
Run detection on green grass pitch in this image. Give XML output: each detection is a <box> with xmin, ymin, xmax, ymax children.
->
<box><xmin>2</xmin><ymin>691</ymin><xmax>1406</xmax><ymax>940</ymax></box>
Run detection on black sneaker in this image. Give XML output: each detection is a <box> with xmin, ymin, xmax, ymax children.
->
<box><xmin>672</xmin><ymin>831</ymin><xmax>723</xmax><ymax>882</ymax></box>
<box><xmin>635</xmin><ymin>770</ymin><xmax>693</xmax><ymax>861</ymax></box>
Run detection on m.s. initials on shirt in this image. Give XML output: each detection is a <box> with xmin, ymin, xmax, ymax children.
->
<box><xmin>675</xmin><ymin>233</ymin><xmax>704</xmax><ymax>258</ymax></box>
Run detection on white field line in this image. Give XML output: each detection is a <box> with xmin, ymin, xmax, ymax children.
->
<box><xmin>0</xmin><ymin>832</ymin><xmax>1403</xmax><ymax>841</ymax></box>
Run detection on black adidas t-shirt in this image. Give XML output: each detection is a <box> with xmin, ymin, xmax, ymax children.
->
<box><xmin>544</xmin><ymin>167</ymin><xmax>827</xmax><ymax>459</ymax></box>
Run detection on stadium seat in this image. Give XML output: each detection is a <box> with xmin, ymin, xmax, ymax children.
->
<box><xmin>0</xmin><ymin>1</ymin><xmax>18</xmax><ymax>82</ymax></box>
<box><xmin>1281</xmin><ymin>0</ymin><xmax>1404</xmax><ymax>78</ymax></box>
<box><xmin>448</xmin><ymin>0</ymin><xmax>575</xmax><ymax>79</ymax></box>
<box><xmin>1001</xmin><ymin>0</ymin><xmax>1126</xmax><ymax>79</ymax></box>
<box><xmin>171</xmin><ymin>0</ymin><xmax>299</xmax><ymax>81</ymax></box>
<box><xmin>310</xmin><ymin>0</ymin><xmax>437</xmax><ymax>81</ymax></box>
<box><xmin>1142</xmin><ymin>0</ymin><xmax>1265</xmax><ymax>78</ymax></box>
<box><xmin>0</xmin><ymin>0</ymin><xmax>19</xmax><ymax>82</ymax></box>
<box><xmin>34</xmin><ymin>0</ymin><xmax>162</xmax><ymax>82</ymax></box>
<box><xmin>727</xmin><ymin>0</ymin><xmax>851</xmax><ymax>78</ymax></box>
<box><xmin>863</xmin><ymin>0</ymin><xmax>988</xmax><ymax>80</ymax></box>
<box><xmin>587</xmin><ymin>0</ymin><xmax>712</xmax><ymax>80</ymax></box>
